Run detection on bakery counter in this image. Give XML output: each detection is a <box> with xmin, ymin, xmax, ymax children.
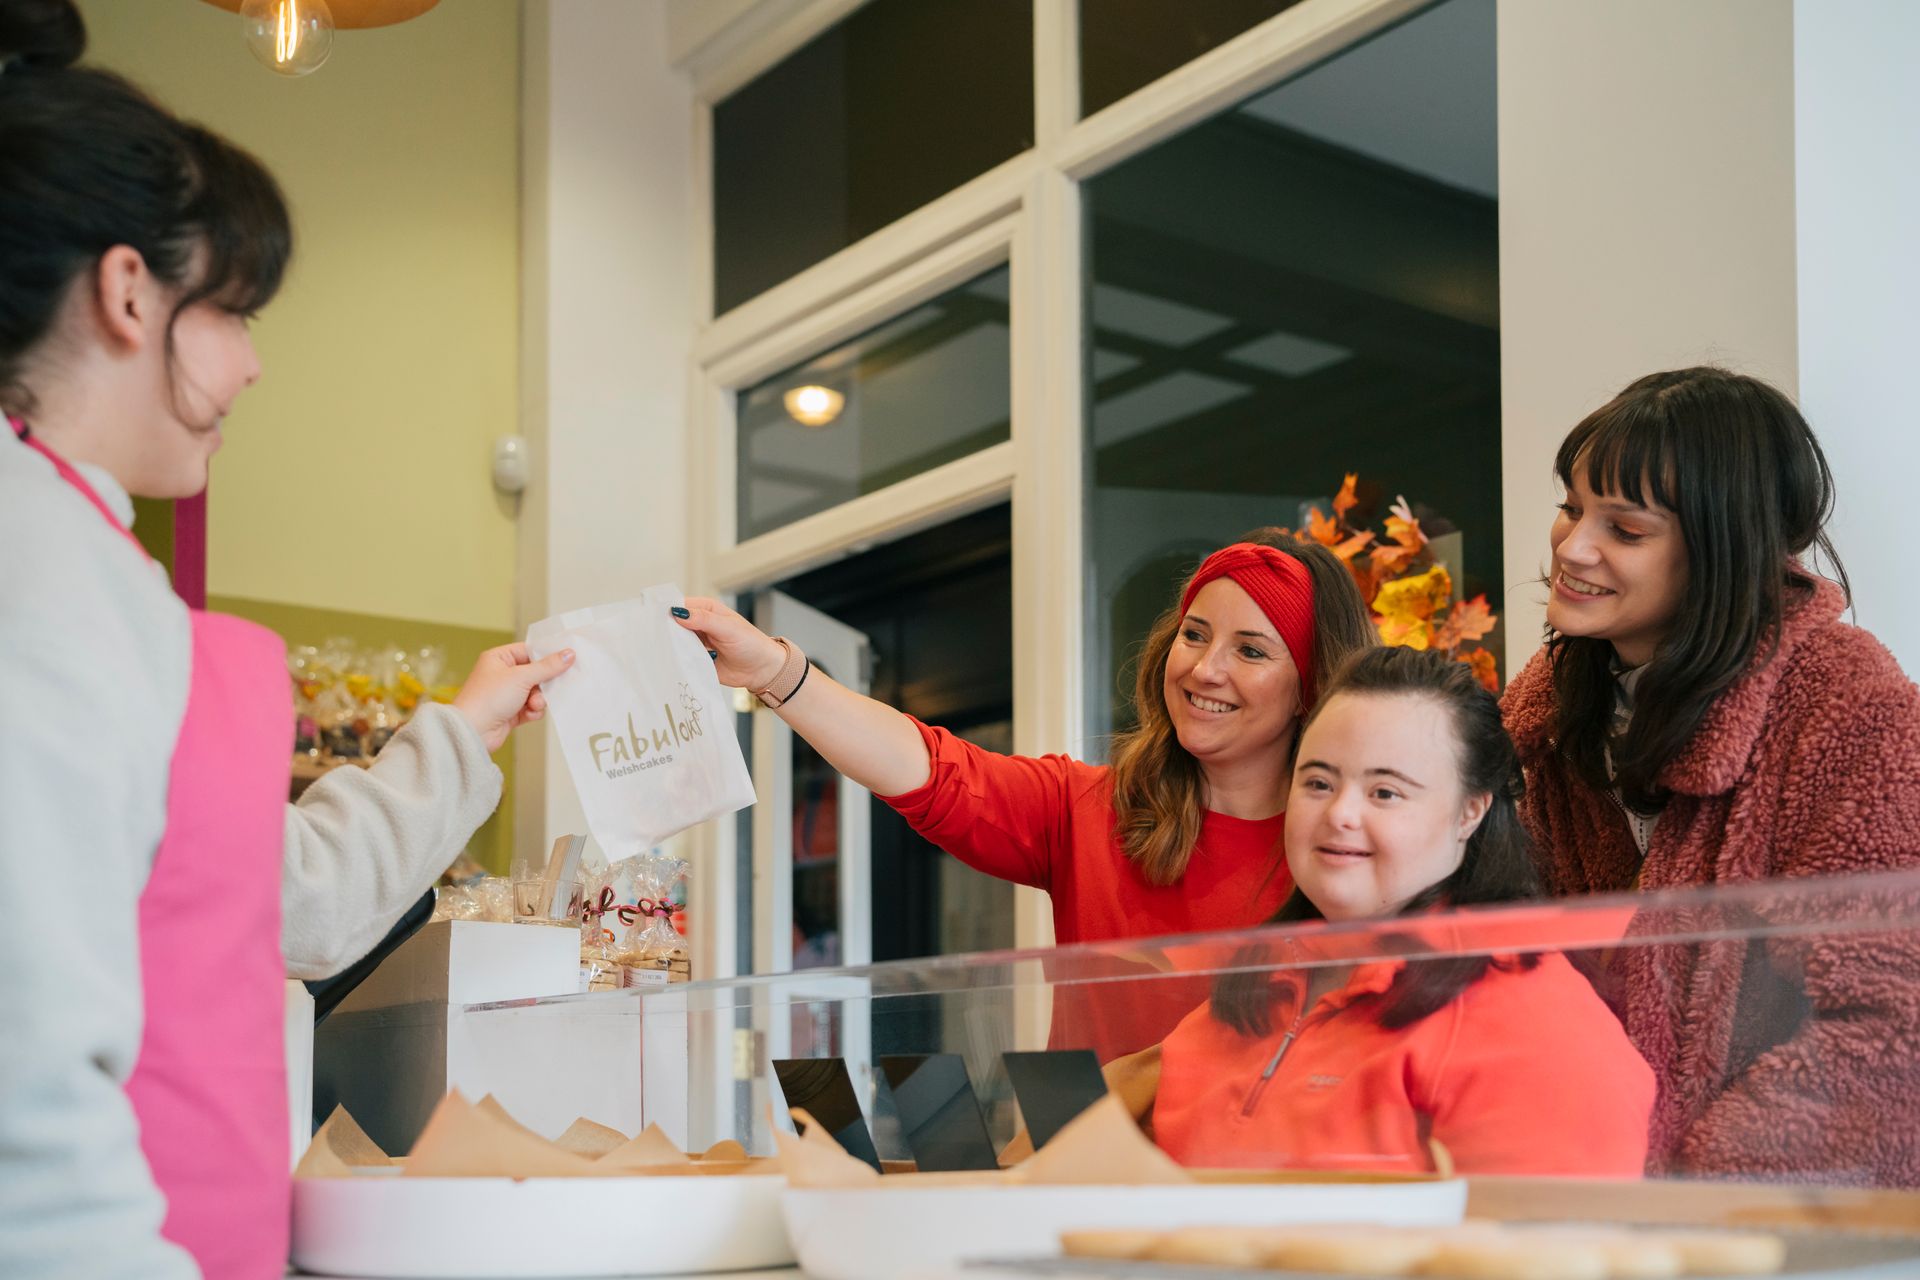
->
<box><xmin>297</xmin><ymin>869</ymin><xmax>1920</xmax><ymax>1279</ymax></box>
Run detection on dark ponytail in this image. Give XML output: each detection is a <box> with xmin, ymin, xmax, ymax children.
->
<box><xmin>0</xmin><ymin>0</ymin><xmax>291</xmax><ymax>416</ymax></box>
<box><xmin>1212</xmin><ymin>646</ymin><xmax>1541</xmax><ymax>1035</ymax></box>
<box><xmin>0</xmin><ymin>0</ymin><xmax>83</xmax><ymax>68</ymax></box>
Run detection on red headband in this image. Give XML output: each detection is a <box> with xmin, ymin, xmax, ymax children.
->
<box><xmin>1179</xmin><ymin>543</ymin><xmax>1318</xmax><ymax>708</ymax></box>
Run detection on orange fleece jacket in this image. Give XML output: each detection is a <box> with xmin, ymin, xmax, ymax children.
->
<box><xmin>1153</xmin><ymin>951</ymin><xmax>1655</xmax><ymax>1176</ymax></box>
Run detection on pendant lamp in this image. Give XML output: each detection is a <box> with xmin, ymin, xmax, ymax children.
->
<box><xmin>198</xmin><ymin>0</ymin><xmax>441</xmax><ymax>77</ymax></box>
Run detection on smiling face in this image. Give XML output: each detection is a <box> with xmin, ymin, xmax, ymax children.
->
<box><xmin>1161</xmin><ymin>576</ymin><xmax>1304</xmax><ymax>776</ymax></box>
<box><xmin>1284</xmin><ymin>690</ymin><xmax>1491</xmax><ymax>922</ymax></box>
<box><xmin>1547</xmin><ymin>466</ymin><xmax>1690</xmax><ymax>667</ymax></box>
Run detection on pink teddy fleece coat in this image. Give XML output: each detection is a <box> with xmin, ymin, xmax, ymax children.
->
<box><xmin>1502</xmin><ymin>579</ymin><xmax>1920</xmax><ymax>1186</ymax></box>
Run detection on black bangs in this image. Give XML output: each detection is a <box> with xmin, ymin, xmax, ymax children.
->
<box><xmin>1554</xmin><ymin>387</ymin><xmax>1683</xmax><ymax>516</ymax></box>
<box><xmin>173</xmin><ymin>123</ymin><xmax>291</xmax><ymax>316</ymax></box>
<box><xmin>1544</xmin><ymin>366</ymin><xmax>1848</xmax><ymax>816</ymax></box>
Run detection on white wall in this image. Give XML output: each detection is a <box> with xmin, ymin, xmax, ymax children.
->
<box><xmin>1795</xmin><ymin>0</ymin><xmax>1919</xmax><ymax>675</ymax></box>
<box><xmin>1496</xmin><ymin>0</ymin><xmax>1800</xmax><ymax>674</ymax></box>
<box><xmin>517</xmin><ymin>0</ymin><xmax>698</xmax><ymax>855</ymax></box>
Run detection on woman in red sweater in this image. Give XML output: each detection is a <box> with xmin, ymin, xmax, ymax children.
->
<box><xmin>678</xmin><ymin>533</ymin><xmax>1375</xmax><ymax>1053</ymax></box>
<box><xmin>1150</xmin><ymin>646</ymin><xmax>1653</xmax><ymax>1177</ymax></box>
<box><xmin>1502</xmin><ymin>367</ymin><xmax>1920</xmax><ymax>1184</ymax></box>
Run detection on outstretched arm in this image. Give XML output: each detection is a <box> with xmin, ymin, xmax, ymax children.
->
<box><xmin>281</xmin><ymin>644</ymin><xmax>572</xmax><ymax>978</ymax></box>
<box><xmin>674</xmin><ymin>596</ymin><xmax>930</xmax><ymax>796</ymax></box>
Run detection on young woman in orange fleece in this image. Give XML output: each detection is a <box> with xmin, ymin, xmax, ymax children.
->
<box><xmin>1148</xmin><ymin>647</ymin><xmax>1654</xmax><ymax>1177</ymax></box>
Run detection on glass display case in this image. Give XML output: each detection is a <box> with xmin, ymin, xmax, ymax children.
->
<box><xmin>459</xmin><ymin>868</ymin><xmax>1920</xmax><ymax>1193</ymax></box>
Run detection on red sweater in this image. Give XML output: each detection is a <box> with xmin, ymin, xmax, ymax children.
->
<box><xmin>1502</xmin><ymin>579</ymin><xmax>1920</xmax><ymax>1185</ymax></box>
<box><xmin>1154</xmin><ymin>951</ymin><xmax>1654</xmax><ymax>1176</ymax></box>
<box><xmin>879</xmin><ymin>719</ymin><xmax>1293</xmax><ymax>1057</ymax></box>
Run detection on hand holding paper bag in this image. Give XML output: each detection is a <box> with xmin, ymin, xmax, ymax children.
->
<box><xmin>527</xmin><ymin>588</ymin><xmax>756</xmax><ymax>855</ymax></box>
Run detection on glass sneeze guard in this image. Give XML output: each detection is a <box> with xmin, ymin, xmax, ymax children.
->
<box><xmin>459</xmin><ymin>867</ymin><xmax>1920</xmax><ymax>1190</ymax></box>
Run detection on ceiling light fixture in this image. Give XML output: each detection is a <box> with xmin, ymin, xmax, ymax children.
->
<box><xmin>200</xmin><ymin>0</ymin><xmax>441</xmax><ymax>77</ymax></box>
<box><xmin>783</xmin><ymin>384</ymin><xmax>846</xmax><ymax>428</ymax></box>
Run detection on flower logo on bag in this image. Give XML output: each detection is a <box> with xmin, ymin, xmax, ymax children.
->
<box><xmin>677</xmin><ymin>682</ymin><xmax>705</xmax><ymax>737</ymax></box>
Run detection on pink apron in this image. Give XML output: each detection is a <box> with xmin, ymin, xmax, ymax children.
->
<box><xmin>15</xmin><ymin>423</ymin><xmax>292</xmax><ymax>1277</ymax></box>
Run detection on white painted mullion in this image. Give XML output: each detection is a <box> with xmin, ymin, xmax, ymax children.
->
<box><xmin>686</xmin><ymin>368</ymin><xmax>738</xmax><ymax>579</ymax></box>
<box><xmin>1032</xmin><ymin>0</ymin><xmax>1080</xmax><ymax>151</ymax></box>
<box><xmin>706</xmin><ymin>215</ymin><xmax>1017</xmax><ymax>388</ymax></box>
<box><xmin>690</xmin><ymin>101</ymin><xmax>717</xmax><ymax>327</ymax></box>
<box><xmin>1008</xmin><ymin>163</ymin><xmax>1083</xmax><ymax>954</ymax></box>
<box><xmin>751</xmin><ymin>708</ymin><xmax>793</xmax><ymax>975</ymax></box>
<box><xmin>1054</xmin><ymin>0</ymin><xmax>1424</xmax><ymax>181</ymax></box>
<box><xmin>683</xmin><ymin>370</ymin><xmax>739</xmax><ymax>981</ymax></box>
<box><xmin>708</xmin><ymin>441</ymin><xmax>1018</xmax><ymax>592</ymax></box>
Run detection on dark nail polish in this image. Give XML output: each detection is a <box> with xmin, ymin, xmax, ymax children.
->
<box><xmin>708</xmin><ymin>649</ymin><xmax>719</xmax><ymax>660</ymax></box>
<box><xmin>671</xmin><ymin>606</ymin><xmax>691</xmax><ymax>619</ymax></box>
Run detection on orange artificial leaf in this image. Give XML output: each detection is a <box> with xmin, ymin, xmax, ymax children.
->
<box><xmin>1306</xmin><ymin>506</ymin><xmax>1342</xmax><ymax>548</ymax></box>
<box><xmin>1369</xmin><ymin>544</ymin><xmax>1417</xmax><ymax>579</ymax></box>
<box><xmin>1332</xmin><ymin>530</ymin><xmax>1375</xmax><ymax>564</ymax></box>
<box><xmin>1433</xmin><ymin>594</ymin><xmax>1497</xmax><ymax>653</ymax></box>
<box><xmin>1384</xmin><ymin>515</ymin><xmax>1425</xmax><ymax>551</ymax></box>
<box><xmin>1384</xmin><ymin>494</ymin><xmax>1427</xmax><ymax>552</ymax></box>
<box><xmin>1332</xmin><ymin>473</ymin><xmax>1360</xmax><ymax>522</ymax></box>
<box><xmin>1461</xmin><ymin>646</ymin><xmax>1500</xmax><ymax>693</ymax></box>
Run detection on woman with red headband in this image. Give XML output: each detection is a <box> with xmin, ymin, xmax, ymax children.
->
<box><xmin>677</xmin><ymin>532</ymin><xmax>1375</xmax><ymax>1053</ymax></box>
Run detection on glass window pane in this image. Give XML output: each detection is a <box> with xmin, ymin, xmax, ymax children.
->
<box><xmin>736</xmin><ymin>266</ymin><xmax>1011</xmax><ymax>541</ymax></box>
<box><xmin>1084</xmin><ymin>0</ymin><xmax>1501</xmax><ymax>746</ymax></box>
<box><xmin>713</xmin><ymin>0</ymin><xmax>1033</xmax><ymax>315</ymax></box>
<box><xmin>1080</xmin><ymin>0</ymin><xmax>1304</xmax><ymax>118</ymax></box>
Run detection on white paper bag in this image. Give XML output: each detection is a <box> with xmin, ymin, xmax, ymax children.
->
<box><xmin>527</xmin><ymin>587</ymin><xmax>755</xmax><ymax>857</ymax></box>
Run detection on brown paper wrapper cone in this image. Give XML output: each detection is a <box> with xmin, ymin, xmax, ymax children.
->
<box><xmin>404</xmin><ymin>1090</ymin><xmax>602</xmax><ymax>1178</ymax></box>
<box><xmin>774</xmin><ymin>1107</ymin><xmax>884</xmax><ymax>1187</ymax></box>
<box><xmin>777</xmin><ymin>1094</ymin><xmax>1192</xmax><ymax>1189</ymax></box>
<box><xmin>297</xmin><ymin>1091</ymin><xmax>780</xmax><ymax>1180</ymax></box>
<box><xmin>596</xmin><ymin>1123</ymin><xmax>696</xmax><ymax>1170</ymax></box>
<box><xmin>554</xmin><ymin>1117</ymin><xmax>631</xmax><ymax>1158</ymax></box>
<box><xmin>295</xmin><ymin>1105</ymin><xmax>398</xmax><ymax>1178</ymax></box>
<box><xmin>1007</xmin><ymin>1093</ymin><xmax>1191</xmax><ymax>1186</ymax></box>
<box><xmin>1000</xmin><ymin>1043</ymin><xmax>1162</xmax><ymax>1168</ymax></box>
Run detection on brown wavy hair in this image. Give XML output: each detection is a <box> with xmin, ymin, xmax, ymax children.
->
<box><xmin>1109</xmin><ymin>531</ymin><xmax>1377</xmax><ymax>886</ymax></box>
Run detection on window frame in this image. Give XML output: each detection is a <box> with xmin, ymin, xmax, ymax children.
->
<box><xmin>680</xmin><ymin>0</ymin><xmax>1431</xmax><ymax>980</ymax></box>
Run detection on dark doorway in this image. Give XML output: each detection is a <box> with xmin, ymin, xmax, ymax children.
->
<box><xmin>774</xmin><ymin>503</ymin><xmax>1016</xmax><ymax>962</ymax></box>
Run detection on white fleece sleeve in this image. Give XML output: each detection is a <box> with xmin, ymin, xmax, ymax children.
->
<box><xmin>0</xmin><ymin>457</ymin><xmax>198</xmax><ymax>1278</ymax></box>
<box><xmin>281</xmin><ymin>702</ymin><xmax>503</xmax><ymax>979</ymax></box>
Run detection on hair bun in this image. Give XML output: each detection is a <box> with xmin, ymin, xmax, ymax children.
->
<box><xmin>0</xmin><ymin>0</ymin><xmax>86</xmax><ymax>71</ymax></box>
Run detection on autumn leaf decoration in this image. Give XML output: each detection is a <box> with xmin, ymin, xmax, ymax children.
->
<box><xmin>1296</xmin><ymin>474</ymin><xmax>1501</xmax><ymax>691</ymax></box>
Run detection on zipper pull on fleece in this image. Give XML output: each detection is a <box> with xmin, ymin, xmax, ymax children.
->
<box><xmin>1239</xmin><ymin>1013</ymin><xmax>1305</xmax><ymax>1118</ymax></box>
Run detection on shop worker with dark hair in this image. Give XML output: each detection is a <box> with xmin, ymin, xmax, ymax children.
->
<box><xmin>0</xmin><ymin>3</ymin><xmax>570</xmax><ymax>1275</ymax></box>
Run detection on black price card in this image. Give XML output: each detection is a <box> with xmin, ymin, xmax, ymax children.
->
<box><xmin>771</xmin><ymin>1058</ymin><xmax>883</xmax><ymax>1172</ymax></box>
<box><xmin>1002</xmin><ymin>1049</ymin><xmax>1108</xmax><ymax>1152</ymax></box>
<box><xmin>878</xmin><ymin>1054</ymin><xmax>999</xmax><ymax>1172</ymax></box>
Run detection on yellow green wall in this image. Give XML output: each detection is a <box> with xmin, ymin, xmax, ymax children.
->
<box><xmin>78</xmin><ymin>0</ymin><xmax>524</xmax><ymax>871</ymax></box>
<box><xmin>79</xmin><ymin>0</ymin><xmax>522</xmax><ymax>634</ymax></box>
<box><xmin>209</xmin><ymin>595</ymin><xmax>515</xmax><ymax>873</ymax></box>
